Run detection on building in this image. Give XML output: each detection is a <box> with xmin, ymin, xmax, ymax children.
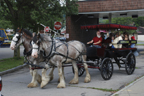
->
<box><xmin>66</xmin><ymin>0</ymin><xmax>144</xmax><ymax>44</ymax></box>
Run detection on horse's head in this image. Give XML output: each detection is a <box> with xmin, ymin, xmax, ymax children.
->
<box><xmin>31</xmin><ymin>33</ymin><xmax>42</xmax><ymax>58</ymax></box>
<box><xmin>10</xmin><ymin>29</ymin><xmax>23</xmax><ymax>50</ymax></box>
<box><xmin>10</xmin><ymin>29</ymin><xmax>33</xmax><ymax>50</ymax></box>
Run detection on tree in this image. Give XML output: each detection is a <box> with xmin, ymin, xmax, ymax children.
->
<box><xmin>0</xmin><ymin>0</ymin><xmax>78</xmax><ymax>58</ymax></box>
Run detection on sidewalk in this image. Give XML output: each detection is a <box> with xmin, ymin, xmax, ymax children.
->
<box><xmin>112</xmin><ymin>75</ymin><xmax>144</xmax><ymax>96</ymax></box>
<box><xmin>112</xmin><ymin>50</ymin><xmax>144</xmax><ymax>96</ymax></box>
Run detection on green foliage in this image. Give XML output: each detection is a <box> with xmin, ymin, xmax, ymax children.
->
<box><xmin>0</xmin><ymin>0</ymin><xmax>78</xmax><ymax>31</ymax></box>
<box><xmin>104</xmin><ymin>17</ymin><xmax>133</xmax><ymax>25</ymax></box>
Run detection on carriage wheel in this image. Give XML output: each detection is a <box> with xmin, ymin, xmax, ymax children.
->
<box><xmin>100</xmin><ymin>58</ymin><xmax>113</xmax><ymax>80</ymax></box>
<box><xmin>125</xmin><ymin>53</ymin><xmax>136</xmax><ymax>75</ymax></box>
<box><xmin>72</xmin><ymin>64</ymin><xmax>85</xmax><ymax>77</ymax></box>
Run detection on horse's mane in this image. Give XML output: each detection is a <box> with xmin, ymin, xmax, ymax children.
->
<box><xmin>33</xmin><ymin>34</ymin><xmax>51</xmax><ymax>43</ymax></box>
<box><xmin>22</xmin><ymin>29</ymin><xmax>33</xmax><ymax>37</ymax></box>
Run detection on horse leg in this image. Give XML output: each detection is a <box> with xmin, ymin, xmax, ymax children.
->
<box><xmin>69</xmin><ymin>61</ymin><xmax>79</xmax><ymax>84</ymax></box>
<box><xmin>58</xmin><ymin>67</ymin><xmax>65</xmax><ymax>83</ymax></box>
<box><xmin>40</xmin><ymin>67</ymin><xmax>50</xmax><ymax>88</ymax></box>
<box><xmin>57</xmin><ymin>63</ymin><xmax>66</xmax><ymax>88</ymax></box>
<box><xmin>29</xmin><ymin>65</ymin><xmax>41</xmax><ymax>84</ymax></box>
<box><xmin>48</xmin><ymin>67</ymin><xmax>55</xmax><ymax>82</ymax></box>
<box><xmin>82</xmin><ymin>55</ymin><xmax>91</xmax><ymax>83</ymax></box>
<box><xmin>27</xmin><ymin>69</ymin><xmax>39</xmax><ymax>88</ymax></box>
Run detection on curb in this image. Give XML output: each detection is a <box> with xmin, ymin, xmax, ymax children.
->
<box><xmin>111</xmin><ymin>75</ymin><xmax>144</xmax><ymax>96</ymax></box>
<box><xmin>0</xmin><ymin>64</ymin><xmax>27</xmax><ymax>76</ymax></box>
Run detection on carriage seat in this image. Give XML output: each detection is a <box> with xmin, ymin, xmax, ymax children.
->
<box><xmin>87</xmin><ymin>46</ymin><xmax>106</xmax><ymax>59</ymax></box>
<box><xmin>111</xmin><ymin>40</ymin><xmax>137</xmax><ymax>51</ymax></box>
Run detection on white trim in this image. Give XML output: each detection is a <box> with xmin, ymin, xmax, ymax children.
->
<box><xmin>79</xmin><ymin>9</ymin><xmax>144</xmax><ymax>14</ymax></box>
<box><xmin>0</xmin><ymin>77</ymin><xmax>1</xmax><ymax>80</ymax></box>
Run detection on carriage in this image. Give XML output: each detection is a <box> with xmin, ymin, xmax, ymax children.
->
<box><xmin>75</xmin><ymin>24</ymin><xmax>137</xmax><ymax>80</ymax></box>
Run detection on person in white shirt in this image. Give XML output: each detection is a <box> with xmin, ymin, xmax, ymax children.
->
<box><xmin>112</xmin><ymin>32</ymin><xmax>123</xmax><ymax>48</ymax></box>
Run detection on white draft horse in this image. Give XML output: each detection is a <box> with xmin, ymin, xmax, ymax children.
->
<box><xmin>31</xmin><ymin>33</ymin><xmax>91</xmax><ymax>88</ymax></box>
<box><xmin>10</xmin><ymin>29</ymin><xmax>54</xmax><ymax>88</ymax></box>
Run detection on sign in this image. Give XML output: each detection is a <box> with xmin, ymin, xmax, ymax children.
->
<box><xmin>54</xmin><ymin>22</ymin><xmax>62</xmax><ymax>30</ymax></box>
<box><xmin>66</xmin><ymin>33</ymin><xmax>69</xmax><ymax>38</ymax></box>
<box><xmin>44</xmin><ymin>26</ymin><xmax>49</xmax><ymax>32</ymax></box>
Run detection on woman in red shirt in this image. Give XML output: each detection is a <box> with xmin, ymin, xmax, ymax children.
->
<box><xmin>87</xmin><ymin>31</ymin><xmax>102</xmax><ymax>48</ymax></box>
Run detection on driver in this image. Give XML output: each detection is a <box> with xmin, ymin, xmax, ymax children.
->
<box><xmin>87</xmin><ymin>31</ymin><xmax>102</xmax><ymax>48</ymax></box>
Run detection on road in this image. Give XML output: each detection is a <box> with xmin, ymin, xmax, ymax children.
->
<box><xmin>1</xmin><ymin>54</ymin><xmax>144</xmax><ymax>96</ymax></box>
<box><xmin>0</xmin><ymin>46</ymin><xmax>24</xmax><ymax>60</ymax></box>
<box><xmin>0</xmin><ymin>45</ymin><xmax>144</xmax><ymax>96</ymax></box>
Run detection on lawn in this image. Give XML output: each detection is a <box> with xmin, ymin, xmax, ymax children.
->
<box><xmin>0</xmin><ymin>57</ymin><xmax>24</xmax><ymax>72</ymax></box>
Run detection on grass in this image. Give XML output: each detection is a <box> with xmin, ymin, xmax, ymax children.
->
<box><xmin>0</xmin><ymin>57</ymin><xmax>24</xmax><ymax>72</ymax></box>
<box><xmin>87</xmin><ymin>87</ymin><xmax>119</xmax><ymax>93</ymax></box>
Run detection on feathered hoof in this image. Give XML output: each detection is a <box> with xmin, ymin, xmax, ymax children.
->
<box><xmin>57</xmin><ymin>83</ymin><xmax>65</xmax><ymax>88</ymax></box>
<box><xmin>84</xmin><ymin>75</ymin><xmax>91</xmax><ymax>83</ymax></box>
<box><xmin>27</xmin><ymin>83</ymin><xmax>38</xmax><ymax>88</ymax></box>
<box><xmin>69</xmin><ymin>79</ymin><xmax>78</xmax><ymax>84</ymax></box>
<box><xmin>40</xmin><ymin>82</ymin><xmax>47</xmax><ymax>88</ymax></box>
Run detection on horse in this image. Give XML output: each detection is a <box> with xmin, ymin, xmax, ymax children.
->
<box><xmin>31</xmin><ymin>33</ymin><xmax>91</xmax><ymax>88</ymax></box>
<box><xmin>10</xmin><ymin>29</ymin><xmax>54</xmax><ymax>88</ymax></box>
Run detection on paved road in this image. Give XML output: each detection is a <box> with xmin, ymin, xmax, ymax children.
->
<box><xmin>1</xmin><ymin>54</ymin><xmax>144</xmax><ymax>96</ymax></box>
<box><xmin>0</xmin><ymin>46</ymin><xmax>24</xmax><ymax>60</ymax></box>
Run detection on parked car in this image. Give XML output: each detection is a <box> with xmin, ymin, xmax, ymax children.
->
<box><xmin>0</xmin><ymin>76</ymin><xmax>2</xmax><ymax>96</ymax></box>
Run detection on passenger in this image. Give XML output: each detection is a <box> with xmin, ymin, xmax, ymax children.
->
<box><xmin>111</xmin><ymin>34</ymin><xmax>115</xmax><ymax>48</ymax></box>
<box><xmin>112</xmin><ymin>32</ymin><xmax>123</xmax><ymax>48</ymax></box>
<box><xmin>112</xmin><ymin>32</ymin><xmax>123</xmax><ymax>68</ymax></box>
<box><xmin>87</xmin><ymin>31</ymin><xmax>102</xmax><ymax>48</ymax></box>
<box><xmin>123</xmin><ymin>32</ymin><xmax>129</xmax><ymax>40</ymax></box>
<box><xmin>122</xmin><ymin>32</ymin><xmax>126</xmax><ymax>40</ymax></box>
<box><xmin>106</xmin><ymin>33</ymin><xmax>113</xmax><ymax>40</ymax></box>
<box><xmin>123</xmin><ymin>32</ymin><xmax>129</xmax><ymax>48</ymax></box>
<box><xmin>130</xmin><ymin>35</ymin><xmax>136</xmax><ymax>48</ymax></box>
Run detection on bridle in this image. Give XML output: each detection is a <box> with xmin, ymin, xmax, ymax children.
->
<box><xmin>32</xmin><ymin>36</ymin><xmax>54</xmax><ymax>59</ymax></box>
<box><xmin>12</xmin><ymin>33</ymin><xmax>22</xmax><ymax>46</ymax></box>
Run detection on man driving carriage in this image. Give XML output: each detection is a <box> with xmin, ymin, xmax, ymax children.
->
<box><xmin>87</xmin><ymin>31</ymin><xmax>102</xmax><ymax>48</ymax></box>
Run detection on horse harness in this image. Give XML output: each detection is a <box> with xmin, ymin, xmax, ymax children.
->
<box><xmin>33</xmin><ymin>37</ymin><xmax>85</xmax><ymax>65</ymax></box>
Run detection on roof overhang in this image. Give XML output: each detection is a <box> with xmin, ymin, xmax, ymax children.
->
<box><xmin>79</xmin><ymin>9</ymin><xmax>144</xmax><ymax>18</ymax></box>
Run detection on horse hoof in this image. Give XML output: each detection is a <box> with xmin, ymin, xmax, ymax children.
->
<box><xmin>57</xmin><ymin>83</ymin><xmax>65</xmax><ymax>88</ymax></box>
<box><xmin>40</xmin><ymin>82</ymin><xmax>47</xmax><ymax>88</ymax></box>
<box><xmin>69</xmin><ymin>79</ymin><xmax>78</xmax><ymax>84</ymax></box>
<box><xmin>84</xmin><ymin>75</ymin><xmax>91</xmax><ymax>83</ymax></box>
<box><xmin>27</xmin><ymin>83</ymin><xmax>38</xmax><ymax>88</ymax></box>
<box><xmin>40</xmin><ymin>79</ymin><xmax>49</xmax><ymax>88</ymax></box>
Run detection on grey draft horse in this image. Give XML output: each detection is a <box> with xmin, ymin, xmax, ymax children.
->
<box><xmin>10</xmin><ymin>29</ymin><xmax>54</xmax><ymax>88</ymax></box>
<box><xmin>31</xmin><ymin>33</ymin><xmax>91</xmax><ymax>88</ymax></box>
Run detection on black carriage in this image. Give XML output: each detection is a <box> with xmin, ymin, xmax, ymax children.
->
<box><xmin>75</xmin><ymin>24</ymin><xmax>137</xmax><ymax>80</ymax></box>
